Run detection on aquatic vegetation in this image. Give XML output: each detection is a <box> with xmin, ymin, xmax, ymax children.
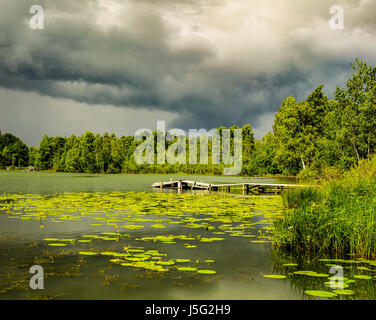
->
<box><xmin>4</xmin><ymin>189</ymin><xmax>375</xmax><ymax>299</ymax></box>
<box><xmin>156</xmin><ymin>260</ymin><xmax>175</xmax><ymax>266</ymax></box>
<box><xmin>0</xmin><ymin>191</ymin><xmax>284</xmax><ymax>290</ymax></box>
<box><xmin>324</xmin><ymin>282</ymin><xmax>350</xmax><ymax>289</ymax></box>
<box><xmin>79</xmin><ymin>252</ymin><xmax>98</xmax><ymax>256</ymax></box>
<box><xmin>120</xmin><ymin>225</ymin><xmax>144</xmax><ymax>230</ymax></box>
<box><xmin>197</xmin><ymin>270</ymin><xmax>216</xmax><ymax>274</ymax></box>
<box><xmin>199</xmin><ymin>237</ymin><xmax>224</xmax><ymax>242</ymax></box>
<box><xmin>149</xmin><ymin>224</ymin><xmax>166</xmax><ymax>229</ymax></box>
<box><xmin>304</xmin><ymin>290</ymin><xmax>337</xmax><ymax>298</ymax></box>
<box><xmin>293</xmin><ymin>271</ymin><xmax>329</xmax><ymax>278</ymax></box>
<box><xmin>333</xmin><ymin>289</ymin><xmax>355</xmax><ymax>295</ymax></box>
<box><xmin>263</xmin><ymin>275</ymin><xmax>286</xmax><ymax>279</ymax></box>
<box><xmin>176</xmin><ymin>267</ymin><xmax>197</xmax><ymax>272</ymax></box>
<box><xmin>353</xmin><ymin>275</ymin><xmax>373</xmax><ymax>280</ymax></box>
<box><xmin>274</xmin><ymin>157</ymin><xmax>376</xmax><ymax>258</ymax></box>
<box><xmin>184</xmin><ymin>244</ymin><xmax>197</xmax><ymax>249</ymax></box>
<box><xmin>270</xmin><ymin>248</ymin><xmax>376</xmax><ymax>300</ymax></box>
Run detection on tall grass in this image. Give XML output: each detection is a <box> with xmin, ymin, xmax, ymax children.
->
<box><xmin>273</xmin><ymin>156</ymin><xmax>376</xmax><ymax>258</ymax></box>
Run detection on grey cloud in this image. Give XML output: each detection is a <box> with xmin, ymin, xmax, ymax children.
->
<box><xmin>1</xmin><ymin>0</ymin><xmax>376</xmax><ymax>140</ymax></box>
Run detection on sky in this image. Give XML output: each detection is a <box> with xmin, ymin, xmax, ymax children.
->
<box><xmin>1</xmin><ymin>0</ymin><xmax>376</xmax><ymax>146</ymax></box>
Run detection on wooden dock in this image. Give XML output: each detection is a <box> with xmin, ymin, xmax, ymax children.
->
<box><xmin>152</xmin><ymin>179</ymin><xmax>310</xmax><ymax>195</ymax></box>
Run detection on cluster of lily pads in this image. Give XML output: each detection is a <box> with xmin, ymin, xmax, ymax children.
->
<box><xmin>0</xmin><ymin>192</ymin><xmax>282</xmax><ymax>277</ymax></box>
<box><xmin>1</xmin><ymin>191</ymin><xmax>376</xmax><ymax>299</ymax></box>
<box><xmin>262</xmin><ymin>258</ymin><xmax>376</xmax><ymax>298</ymax></box>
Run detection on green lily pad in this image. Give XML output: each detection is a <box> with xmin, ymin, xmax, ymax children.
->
<box><xmin>324</xmin><ymin>281</ymin><xmax>350</xmax><ymax>289</ymax></box>
<box><xmin>353</xmin><ymin>275</ymin><xmax>372</xmax><ymax>280</ymax></box>
<box><xmin>78</xmin><ymin>251</ymin><xmax>97</xmax><ymax>256</ymax></box>
<box><xmin>304</xmin><ymin>290</ymin><xmax>337</xmax><ymax>298</ymax></box>
<box><xmin>120</xmin><ymin>225</ymin><xmax>144</xmax><ymax>229</ymax></box>
<box><xmin>48</xmin><ymin>243</ymin><xmax>67</xmax><ymax>247</ymax></box>
<box><xmin>177</xmin><ymin>267</ymin><xmax>197</xmax><ymax>271</ymax></box>
<box><xmin>263</xmin><ymin>274</ymin><xmax>286</xmax><ymax>279</ymax></box>
<box><xmin>197</xmin><ymin>269</ymin><xmax>216</xmax><ymax>274</ymax></box>
<box><xmin>127</xmin><ymin>249</ymin><xmax>144</xmax><ymax>253</ymax></box>
<box><xmin>294</xmin><ymin>271</ymin><xmax>329</xmax><ymax>277</ymax></box>
<box><xmin>150</xmin><ymin>224</ymin><xmax>166</xmax><ymax>228</ymax></box>
<box><xmin>332</xmin><ymin>289</ymin><xmax>355</xmax><ymax>295</ymax></box>
<box><xmin>156</xmin><ymin>260</ymin><xmax>175</xmax><ymax>266</ymax></box>
<box><xmin>173</xmin><ymin>259</ymin><xmax>191</xmax><ymax>263</ymax></box>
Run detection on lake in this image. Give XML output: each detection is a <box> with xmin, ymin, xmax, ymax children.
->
<box><xmin>0</xmin><ymin>171</ymin><xmax>375</xmax><ymax>300</ymax></box>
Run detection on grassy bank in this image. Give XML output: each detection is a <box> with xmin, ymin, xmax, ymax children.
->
<box><xmin>273</xmin><ymin>156</ymin><xmax>376</xmax><ymax>259</ymax></box>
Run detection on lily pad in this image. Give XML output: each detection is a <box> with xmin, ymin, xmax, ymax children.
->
<box><xmin>48</xmin><ymin>243</ymin><xmax>67</xmax><ymax>247</ymax></box>
<box><xmin>263</xmin><ymin>274</ymin><xmax>286</xmax><ymax>279</ymax></box>
<box><xmin>353</xmin><ymin>275</ymin><xmax>372</xmax><ymax>280</ymax></box>
<box><xmin>294</xmin><ymin>271</ymin><xmax>329</xmax><ymax>277</ymax></box>
<box><xmin>120</xmin><ymin>225</ymin><xmax>144</xmax><ymax>229</ymax></box>
<box><xmin>177</xmin><ymin>267</ymin><xmax>197</xmax><ymax>271</ymax></box>
<box><xmin>332</xmin><ymin>289</ymin><xmax>355</xmax><ymax>295</ymax></box>
<box><xmin>150</xmin><ymin>224</ymin><xmax>166</xmax><ymax>229</ymax></box>
<box><xmin>197</xmin><ymin>269</ymin><xmax>216</xmax><ymax>274</ymax></box>
<box><xmin>173</xmin><ymin>259</ymin><xmax>191</xmax><ymax>263</ymax></box>
<box><xmin>282</xmin><ymin>263</ymin><xmax>298</xmax><ymax>267</ymax></box>
<box><xmin>78</xmin><ymin>251</ymin><xmax>97</xmax><ymax>256</ymax></box>
<box><xmin>304</xmin><ymin>290</ymin><xmax>337</xmax><ymax>298</ymax></box>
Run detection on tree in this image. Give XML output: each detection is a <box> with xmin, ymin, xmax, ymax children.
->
<box><xmin>334</xmin><ymin>59</ymin><xmax>376</xmax><ymax>164</ymax></box>
<box><xmin>0</xmin><ymin>133</ymin><xmax>29</xmax><ymax>167</ymax></box>
<box><xmin>246</xmin><ymin>132</ymin><xmax>279</xmax><ymax>175</ymax></box>
<box><xmin>80</xmin><ymin>131</ymin><xmax>97</xmax><ymax>173</ymax></box>
<box><xmin>273</xmin><ymin>86</ymin><xmax>330</xmax><ymax>174</ymax></box>
<box><xmin>241</xmin><ymin>124</ymin><xmax>255</xmax><ymax>173</ymax></box>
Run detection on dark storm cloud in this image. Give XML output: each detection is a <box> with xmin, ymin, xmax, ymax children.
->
<box><xmin>1</xmin><ymin>0</ymin><xmax>376</xmax><ymax>138</ymax></box>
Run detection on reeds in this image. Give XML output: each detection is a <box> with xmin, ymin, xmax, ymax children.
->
<box><xmin>273</xmin><ymin>157</ymin><xmax>376</xmax><ymax>258</ymax></box>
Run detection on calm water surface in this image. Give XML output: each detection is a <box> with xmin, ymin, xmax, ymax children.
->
<box><xmin>0</xmin><ymin>171</ymin><xmax>375</xmax><ymax>300</ymax></box>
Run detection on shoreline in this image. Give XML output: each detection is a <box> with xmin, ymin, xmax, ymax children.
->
<box><xmin>0</xmin><ymin>168</ymin><xmax>297</xmax><ymax>180</ymax></box>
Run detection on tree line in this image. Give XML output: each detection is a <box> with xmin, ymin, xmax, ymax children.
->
<box><xmin>1</xmin><ymin>59</ymin><xmax>375</xmax><ymax>177</ymax></box>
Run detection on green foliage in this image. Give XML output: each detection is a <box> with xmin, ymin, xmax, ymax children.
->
<box><xmin>2</xmin><ymin>59</ymin><xmax>376</xmax><ymax>178</ymax></box>
<box><xmin>0</xmin><ymin>133</ymin><xmax>29</xmax><ymax>168</ymax></box>
<box><xmin>334</xmin><ymin>59</ymin><xmax>376</xmax><ymax>164</ymax></box>
<box><xmin>274</xmin><ymin>155</ymin><xmax>376</xmax><ymax>258</ymax></box>
<box><xmin>272</xmin><ymin>86</ymin><xmax>332</xmax><ymax>175</ymax></box>
<box><xmin>256</xmin><ymin>59</ymin><xmax>376</xmax><ymax>177</ymax></box>
<box><xmin>281</xmin><ymin>187</ymin><xmax>321</xmax><ymax>209</ymax></box>
<box><xmin>245</xmin><ymin>132</ymin><xmax>279</xmax><ymax>175</ymax></box>
<box><xmin>23</xmin><ymin>125</ymin><xmax>255</xmax><ymax>175</ymax></box>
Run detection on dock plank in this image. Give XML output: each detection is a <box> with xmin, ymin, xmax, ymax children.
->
<box><xmin>152</xmin><ymin>179</ymin><xmax>312</xmax><ymax>193</ymax></box>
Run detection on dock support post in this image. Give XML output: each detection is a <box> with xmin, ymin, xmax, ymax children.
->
<box><xmin>242</xmin><ymin>184</ymin><xmax>245</xmax><ymax>195</ymax></box>
<box><xmin>178</xmin><ymin>180</ymin><xmax>182</xmax><ymax>191</ymax></box>
<box><xmin>160</xmin><ymin>182</ymin><xmax>163</xmax><ymax>189</ymax></box>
